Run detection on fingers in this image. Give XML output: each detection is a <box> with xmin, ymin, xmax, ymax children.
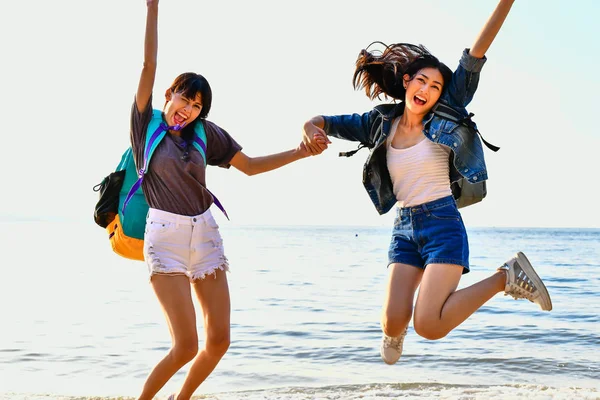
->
<box><xmin>317</xmin><ymin>128</ymin><xmax>332</xmax><ymax>144</ymax></box>
<box><xmin>302</xmin><ymin>131</ymin><xmax>318</xmax><ymax>155</ymax></box>
<box><xmin>304</xmin><ymin>133</ymin><xmax>329</xmax><ymax>156</ymax></box>
<box><xmin>298</xmin><ymin>141</ymin><xmax>321</xmax><ymax>157</ymax></box>
<box><xmin>303</xmin><ymin>135</ymin><xmax>322</xmax><ymax>155</ymax></box>
<box><xmin>307</xmin><ymin>142</ymin><xmax>323</xmax><ymax>155</ymax></box>
<box><xmin>313</xmin><ymin>133</ymin><xmax>329</xmax><ymax>150</ymax></box>
<box><xmin>302</xmin><ymin>124</ymin><xmax>330</xmax><ymax>156</ymax></box>
<box><xmin>313</xmin><ymin>133</ymin><xmax>328</xmax><ymax>144</ymax></box>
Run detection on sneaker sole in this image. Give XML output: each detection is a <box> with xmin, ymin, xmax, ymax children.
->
<box><xmin>381</xmin><ymin>358</ymin><xmax>398</xmax><ymax>365</ymax></box>
<box><xmin>380</xmin><ymin>349</ymin><xmax>400</xmax><ymax>365</ymax></box>
<box><xmin>515</xmin><ymin>252</ymin><xmax>552</xmax><ymax>311</ymax></box>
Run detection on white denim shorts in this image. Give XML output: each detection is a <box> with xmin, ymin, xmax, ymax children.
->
<box><xmin>144</xmin><ymin>207</ymin><xmax>229</xmax><ymax>281</ymax></box>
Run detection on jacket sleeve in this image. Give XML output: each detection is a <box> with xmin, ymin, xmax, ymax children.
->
<box><xmin>443</xmin><ymin>48</ymin><xmax>487</xmax><ymax>109</ymax></box>
<box><xmin>321</xmin><ymin>110</ymin><xmax>376</xmax><ymax>147</ymax></box>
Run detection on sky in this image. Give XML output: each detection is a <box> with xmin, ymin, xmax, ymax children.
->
<box><xmin>1</xmin><ymin>0</ymin><xmax>599</xmax><ymax>229</ymax></box>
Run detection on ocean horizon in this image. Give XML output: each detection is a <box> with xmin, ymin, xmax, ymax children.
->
<box><xmin>0</xmin><ymin>219</ymin><xmax>598</xmax><ymax>399</ymax></box>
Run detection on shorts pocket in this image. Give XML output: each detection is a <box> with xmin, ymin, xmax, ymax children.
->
<box><xmin>145</xmin><ymin>219</ymin><xmax>173</xmax><ymax>234</ymax></box>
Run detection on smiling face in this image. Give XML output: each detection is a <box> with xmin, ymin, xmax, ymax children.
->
<box><xmin>403</xmin><ymin>67</ymin><xmax>445</xmax><ymax>116</ymax></box>
<box><xmin>163</xmin><ymin>90</ymin><xmax>203</xmax><ymax>130</ymax></box>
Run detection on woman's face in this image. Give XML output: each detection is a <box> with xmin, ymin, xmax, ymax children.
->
<box><xmin>403</xmin><ymin>67</ymin><xmax>445</xmax><ymax>115</ymax></box>
<box><xmin>164</xmin><ymin>90</ymin><xmax>203</xmax><ymax>128</ymax></box>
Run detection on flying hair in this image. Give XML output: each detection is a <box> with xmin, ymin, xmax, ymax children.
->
<box><xmin>353</xmin><ymin>42</ymin><xmax>451</xmax><ymax>101</ymax></box>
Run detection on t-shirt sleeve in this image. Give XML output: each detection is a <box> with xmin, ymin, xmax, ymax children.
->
<box><xmin>203</xmin><ymin>120</ymin><xmax>243</xmax><ymax>168</ymax></box>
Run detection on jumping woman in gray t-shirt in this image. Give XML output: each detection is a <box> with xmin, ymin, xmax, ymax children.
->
<box><xmin>132</xmin><ymin>1</ymin><xmax>328</xmax><ymax>399</ymax></box>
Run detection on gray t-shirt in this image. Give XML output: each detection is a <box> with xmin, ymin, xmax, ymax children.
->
<box><xmin>130</xmin><ymin>97</ymin><xmax>242</xmax><ymax>216</ymax></box>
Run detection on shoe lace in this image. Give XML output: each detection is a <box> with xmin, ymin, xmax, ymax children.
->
<box><xmin>505</xmin><ymin>263</ymin><xmax>537</xmax><ymax>301</ymax></box>
<box><xmin>383</xmin><ymin>331</ymin><xmax>406</xmax><ymax>351</ymax></box>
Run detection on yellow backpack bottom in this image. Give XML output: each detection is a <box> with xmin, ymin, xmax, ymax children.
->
<box><xmin>107</xmin><ymin>214</ymin><xmax>145</xmax><ymax>261</ymax></box>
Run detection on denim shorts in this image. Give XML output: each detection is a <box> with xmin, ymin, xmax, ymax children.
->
<box><xmin>144</xmin><ymin>208</ymin><xmax>229</xmax><ymax>281</ymax></box>
<box><xmin>388</xmin><ymin>195</ymin><xmax>469</xmax><ymax>273</ymax></box>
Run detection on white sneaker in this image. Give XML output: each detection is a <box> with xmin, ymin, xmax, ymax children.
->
<box><xmin>380</xmin><ymin>328</ymin><xmax>408</xmax><ymax>365</ymax></box>
<box><xmin>498</xmin><ymin>251</ymin><xmax>552</xmax><ymax>311</ymax></box>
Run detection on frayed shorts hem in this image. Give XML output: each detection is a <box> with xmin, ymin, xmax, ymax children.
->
<box><xmin>190</xmin><ymin>263</ymin><xmax>230</xmax><ymax>281</ymax></box>
<box><xmin>149</xmin><ymin>262</ymin><xmax>230</xmax><ymax>282</ymax></box>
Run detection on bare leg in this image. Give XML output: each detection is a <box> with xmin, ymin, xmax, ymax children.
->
<box><xmin>176</xmin><ymin>269</ymin><xmax>231</xmax><ymax>400</ymax></box>
<box><xmin>138</xmin><ymin>274</ymin><xmax>198</xmax><ymax>400</ymax></box>
<box><xmin>413</xmin><ymin>263</ymin><xmax>506</xmax><ymax>340</ymax></box>
<box><xmin>381</xmin><ymin>263</ymin><xmax>423</xmax><ymax>337</ymax></box>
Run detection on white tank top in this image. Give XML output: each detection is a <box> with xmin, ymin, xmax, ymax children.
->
<box><xmin>386</xmin><ymin>117</ymin><xmax>452</xmax><ymax>207</ymax></box>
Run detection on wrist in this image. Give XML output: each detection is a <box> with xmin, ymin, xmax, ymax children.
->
<box><xmin>295</xmin><ymin>147</ymin><xmax>309</xmax><ymax>160</ymax></box>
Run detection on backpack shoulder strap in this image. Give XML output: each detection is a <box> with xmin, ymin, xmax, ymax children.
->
<box><xmin>432</xmin><ymin>102</ymin><xmax>500</xmax><ymax>153</ymax></box>
<box><xmin>191</xmin><ymin>120</ymin><xmax>207</xmax><ymax>166</ymax></box>
<box><xmin>190</xmin><ymin>120</ymin><xmax>230</xmax><ymax>220</ymax></box>
<box><xmin>143</xmin><ymin>110</ymin><xmax>170</xmax><ymax>170</ymax></box>
<box><xmin>123</xmin><ymin>110</ymin><xmax>169</xmax><ymax>213</ymax></box>
<box><xmin>432</xmin><ymin>101</ymin><xmax>463</xmax><ymax>122</ymax></box>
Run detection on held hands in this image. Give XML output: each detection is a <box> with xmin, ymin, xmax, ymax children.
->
<box><xmin>302</xmin><ymin>121</ymin><xmax>331</xmax><ymax>156</ymax></box>
<box><xmin>297</xmin><ymin>132</ymin><xmax>330</xmax><ymax>158</ymax></box>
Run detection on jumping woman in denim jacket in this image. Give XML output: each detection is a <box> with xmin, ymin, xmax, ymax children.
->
<box><xmin>302</xmin><ymin>0</ymin><xmax>552</xmax><ymax>366</ymax></box>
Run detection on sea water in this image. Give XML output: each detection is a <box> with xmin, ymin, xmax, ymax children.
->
<box><xmin>0</xmin><ymin>220</ymin><xmax>598</xmax><ymax>399</ymax></box>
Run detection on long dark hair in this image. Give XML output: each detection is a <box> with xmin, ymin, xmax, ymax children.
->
<box><xmin>164</xmin><ymin>72</ymin><xmax>213</xmax><ymax>142</ymax></box>
<box><xmin>353</xmin><ymin>42</ymin><xmax>453</xmax><ymax>101</ymax></box>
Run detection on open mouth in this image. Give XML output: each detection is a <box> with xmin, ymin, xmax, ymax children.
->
<box><xmin>173</xmin><ymin>111</ymin><xmax>188</xmax><ymax>126</ymax></box>
<box><xmin>414</xmin><ymin>95</ymin><xmax>427</xmax><ymax>106</ymax></box>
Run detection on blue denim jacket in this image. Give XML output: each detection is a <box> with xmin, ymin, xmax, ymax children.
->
<box><xmin>322</xmin><ymin>49</ymin><xmax>489</xmax><ymax>215</ymax></box>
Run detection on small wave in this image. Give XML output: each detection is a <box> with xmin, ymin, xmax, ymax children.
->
<box><xmin>2</xmin><ymin>382</ymin><xmax>599</xmax><ymax>400</ymax></box>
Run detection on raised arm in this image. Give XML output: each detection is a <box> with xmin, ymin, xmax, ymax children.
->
<box><xmin>469</xmin><ymin>0</ymin><xmax>515</xmax><ymax>59</ymax></box>
<box><xmin>135</xmin><ymin>0</ymin><xmax>159</xmax><ymax>112</ymax></box>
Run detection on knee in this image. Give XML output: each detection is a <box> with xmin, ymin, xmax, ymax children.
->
<box><xmin>170</xmin><ymin>339</ymin><xmax>199</xmax><ymax>365</ymax></box>
<box><xmin>413</xmin><ymin>316</ymin><xmax>448</xmax><ymax>341</ymax></box>
<box><xmin>381</xmin><ymin>311</ymin><xmax>411</xmax><ymax>338</ymax></box>
<box><xmin>205</xmin><ymin>330</ymin><xmax>230</xmax><ymax>358</ymax></box>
